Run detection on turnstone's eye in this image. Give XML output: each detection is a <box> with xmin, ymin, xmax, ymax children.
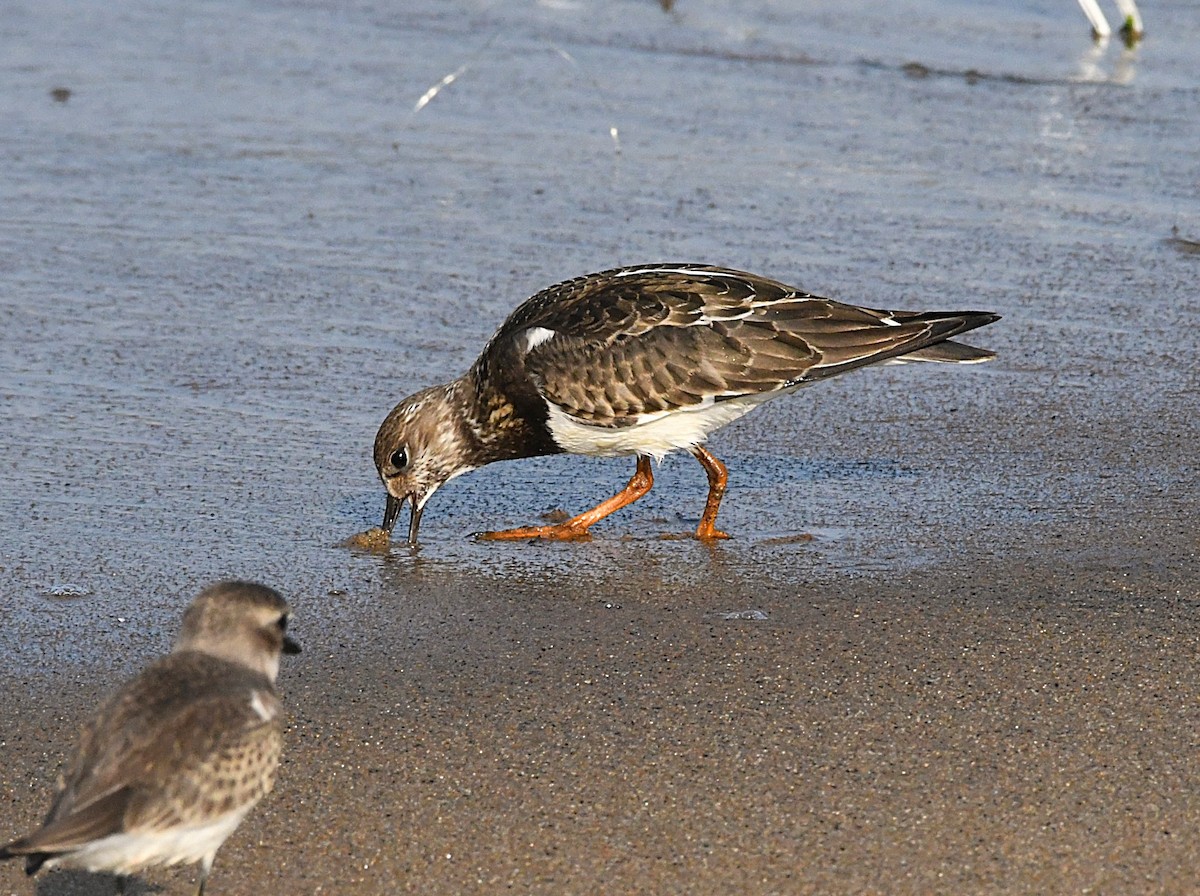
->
<box><xmin>276</xmin><ymin>615</ymin><xmax>289</xmax><ymax>632</ymax></box>
<box><xmin>390</xmin><ymin>447</ymin><xmax>409</xmax><ymax>471</ymax></box>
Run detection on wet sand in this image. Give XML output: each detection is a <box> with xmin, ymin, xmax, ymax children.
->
<box><xmin>7</xmin><ymin>546</ymin><xmax>1200</xmax><ymax>895</ymax></box>
<box><xmin>3</xmin><ymin>0</ymin><xmax>1200</xmax><ymax>894</ymax></box>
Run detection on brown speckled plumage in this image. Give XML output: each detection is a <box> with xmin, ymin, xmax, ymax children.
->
<box><xmin>374</xmin><ymin>264</ymin><xmax>1000</xmax><ymax>542</ymax></box>
<box><xmin>0</xmin><ymin>581</ymin><xmax>300</xmax><ymax>896</ymax></box>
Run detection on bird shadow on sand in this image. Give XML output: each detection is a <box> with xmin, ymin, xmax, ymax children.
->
<box><xmin>34</xmin><ymin>871</ymin><xmax>164</xmax><ymax>896</ymax></box>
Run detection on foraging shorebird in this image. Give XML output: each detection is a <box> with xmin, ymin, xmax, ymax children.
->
<box><xmin>373</xmin><ymin>264</ymin><xmax>999</xmax><ymax>543</ymax></box>
<box><xmin>0</xmin><ymin>581</ymin><xmax>301</xmax><ymax>895</ymax></box>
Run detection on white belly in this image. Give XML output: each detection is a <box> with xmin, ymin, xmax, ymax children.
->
<box><xmin>47</xmin><ymin>807</ymin><xmax>251</xmax><ymax>875</ymax></box>
<box><xmin>544</xmin><ymin>393</ymin><xmax>777</xmax><ymax>460</ymax></box>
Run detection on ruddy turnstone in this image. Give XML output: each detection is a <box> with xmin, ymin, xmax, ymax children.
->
<box><xmin>373</xmin><ymin>263</ymin><xmax>999</xmax><ymax>542</ymax></box>
<box><xmin>0</xmin><ymin>581</ymin><xmax>301</xmax><ymax>896</ymax></box>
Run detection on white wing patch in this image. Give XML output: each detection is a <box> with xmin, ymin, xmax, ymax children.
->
<box><xmin>248</xmin><ymin>690</ymin><xmax>276</xmax><ymax>723</ymax></box>
<box><xmin>519</xmin><ymin>326</ymin><xmax>557</xmax><ymax>354</ymax></box>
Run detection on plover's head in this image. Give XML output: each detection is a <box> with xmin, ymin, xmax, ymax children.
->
<box><xmin>175</xmin><ymin>581</ymin><xmax>301</xmax><ymax>681</ymax></box>
<box><xmin>374</xmin><ymin>382</ymin><xmax>478</xmax><ymax>544</ymax></box>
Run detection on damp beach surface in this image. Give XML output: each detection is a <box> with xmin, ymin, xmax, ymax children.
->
<box><xmin>2</xmin><ymin>1</ymin><xmax>1199</xmax><ymax>893</ymax></box>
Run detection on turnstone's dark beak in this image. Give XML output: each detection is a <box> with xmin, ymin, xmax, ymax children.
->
<box><xmin>381</xmin><ymin>492</ymin><xmax>424</xmax><ymax>544</ymax></box>
<box><xmin>381</xmin><ymin>493</ymin><xmax>402</xmax><ymax>536</ymax></box>
<box><xmin>406</xmin><ymin>495</ymin><xmax>424</xmax><ymax>545</ymax></box>
<box><xmin>283</xmin><ymin>636</ymin><xmax>302</xmax><ymax>655</ymax></box>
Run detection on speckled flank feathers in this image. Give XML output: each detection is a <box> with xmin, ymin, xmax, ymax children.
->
<box><xmin>0</xmin><ymin>581</ymin><xmax>300</xmax><ymax>896</ymax></box>
<box><xmin>374</xmin><ymin>264</ymin><xmax>1000</xmax><ymax>542</ymax></box>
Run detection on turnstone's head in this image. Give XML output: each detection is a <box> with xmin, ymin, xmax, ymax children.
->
<box><xmin>374</xmin><ymin>382</ymin><xmax>477</xmax><ymax>543</ymax></box>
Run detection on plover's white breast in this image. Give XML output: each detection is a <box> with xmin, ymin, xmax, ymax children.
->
<box><xmin>48</xmin><ymin>808</ymin><xmax>252</xmax><ymax>875</ymax></box>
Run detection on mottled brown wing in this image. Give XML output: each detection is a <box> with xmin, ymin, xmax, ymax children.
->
<box><xmin>499</xmin><ymin>264</ymin><xmax>996</xmax><ymax>427</ymax></box>
<box><xmin>496</xmin><ymin>264</ymin><xmax>787</xmax><ymax>340</ymax></box>
<box><xmin>123</xmin><ymin>700</ymin><xmax>283</xmax><ymax>833</ymax></box>
<box><xmin>1</xmin><ymin>788</ymin><xmax>134</xmax><ymax>858</ymax></box>
<box><xmin>28</xmin><ymin>654</ymin><xmax>280</xmax><ymax>846</ymax></box>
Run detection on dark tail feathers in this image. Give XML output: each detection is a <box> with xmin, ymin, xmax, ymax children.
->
<box><xmin>0</xmin><ymin>842</ymin><xmax>52</xmax><ymax>876</ymax></box>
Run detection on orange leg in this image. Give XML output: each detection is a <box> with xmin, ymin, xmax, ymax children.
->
<box><xmin>691</xmin><ymin>446</ymin><xmax>731</xmax><ymax>540</ymax></box>
<box><xmin>478</xmin><ymin>455</ymin><xmax>655</xmax><ymax>541</ymax></box>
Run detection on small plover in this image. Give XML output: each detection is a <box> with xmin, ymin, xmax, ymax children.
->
<box><xmin>0</xmin><ymin>580</ymin><xmax>300</xmax><ymax>895</ymax></box>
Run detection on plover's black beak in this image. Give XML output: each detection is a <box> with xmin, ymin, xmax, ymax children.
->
<box><xmin>381</xmin><ymin>493</ymin><xmax>402</xmax><ymax>536</ymax></box>
<box><xmin>406</xmin><ymin>494</ymin><xmax>424</xmax><ymax>545</ymax></box>
<box><xmin>283</xmin><ymin>636</ymin><xmax>302</xmax><ymax>655</ymax></box>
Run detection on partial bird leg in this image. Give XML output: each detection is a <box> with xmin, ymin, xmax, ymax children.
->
<box><xmin>690</xmin><ymin>445</ymin><xmax>731</xmax><ymax>540</ymax></box>
<box><xmin>478</xmin><ymin>455</ymin><xmax>654</xmax><ymax>540</ymax></box>
<box><xmin>196</xmin><ymin>853</ymin><xmax>215</xmax><ymax>896</ymax></box>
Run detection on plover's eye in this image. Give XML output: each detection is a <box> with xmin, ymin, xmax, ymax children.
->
<box><xmin>390</xmin><ymin>447</ymin><xmax>409</xmax><ymax>471</ymax></box>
